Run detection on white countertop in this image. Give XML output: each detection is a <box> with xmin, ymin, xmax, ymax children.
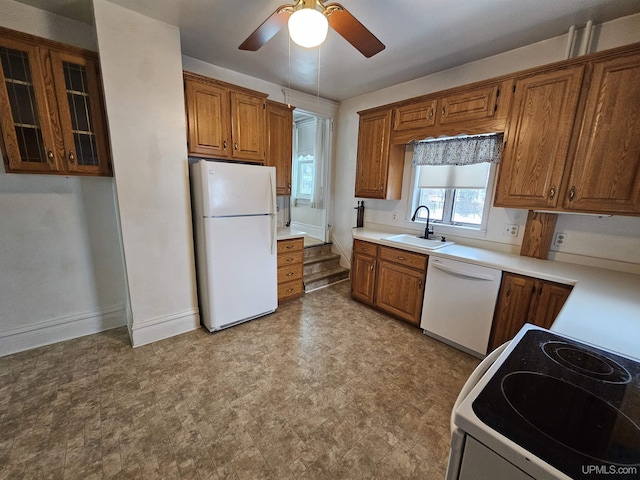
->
<box><xmin>277</xmin><ymin>227</ymin><xmax>306</xmax><ymax>241</ymax></box>
<box><xmin>353</xmin><ymin>228</ymin><xmax>640</xmax><ymax>360</ymax></box>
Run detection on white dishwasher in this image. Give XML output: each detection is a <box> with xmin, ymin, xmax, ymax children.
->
<box><xmin>421</xmin><ymin>257</ymin><xmax>502</xmax><ymax>358</ymax></box>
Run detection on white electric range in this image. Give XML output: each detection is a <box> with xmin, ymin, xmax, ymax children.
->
<box><xmin>447</xmin><ymin>324</ymin><xmax>640</xmax><ymax>480</ymax></box>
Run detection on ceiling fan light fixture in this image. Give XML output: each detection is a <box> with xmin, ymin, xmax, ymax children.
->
<box><xmin>288</xmin><ymin>8</ymin><xmax>328</xmax><ymax>48</ymax></box>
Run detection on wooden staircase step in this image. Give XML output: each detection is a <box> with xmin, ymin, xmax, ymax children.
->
<box><xmin>304</xmin><ymin>266</ymin><xmax>350</xmax><ymax>292</ymax></box>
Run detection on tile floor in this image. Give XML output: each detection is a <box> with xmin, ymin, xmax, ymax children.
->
<box><xmin>0</xmin><ymin>282</ymin><xmax>479</xmax><ymax>479</ymax></box>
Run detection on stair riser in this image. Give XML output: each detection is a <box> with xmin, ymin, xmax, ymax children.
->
<box><xmin>304</xmin><ymin>258</ymin><xmax>342</xmax><ymax>276</ymax></box>
<box><xmin>304</xmin><ymin>244</ymin><xmax>333</xmax><ymax>259</ymax></box>
<box><xmin>305</xmin><ymin>272</ymin><xmax>350</xmax><ymax>292</ymax></box>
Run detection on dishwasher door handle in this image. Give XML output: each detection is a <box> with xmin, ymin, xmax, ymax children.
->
<box><xmin>432</xmin><ymin>261</ymin><xmax>498</xmax><ymax>281</ymax></box>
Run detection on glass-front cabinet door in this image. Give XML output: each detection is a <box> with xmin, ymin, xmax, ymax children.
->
<box><xmin>0</xmin><ymin>37</ymin><xmax>62</xmax><ymax>173</ymax></box>
<box><xmin>0</xmin><ymin>27</ymin><xmax>111</xmax><ymax>176</ymax></box>
<box><xmin>50</xmin><ymin>51</ymin><xmax>110</xmax><ymax>175</ymax></box>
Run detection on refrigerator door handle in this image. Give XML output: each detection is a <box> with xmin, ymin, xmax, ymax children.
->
<box><xmin>270</xmin><ymin>214</ymin><xmax>276</xmax><ymax>255</ymax></box>
<box><xmin>269</xmin><ymin>169</ymin><xmax>277</xmax><ymax>255</ymax></box>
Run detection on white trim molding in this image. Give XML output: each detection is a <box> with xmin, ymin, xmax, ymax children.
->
<box><xmin>130</xmin><ymin>308</ymin><xmax>200</xmax><ymax>347</ymax></box>
<box><xmin>0</xmin><ymin>305</ymin><xmax>127</xmax><ymax>357</ymax></box>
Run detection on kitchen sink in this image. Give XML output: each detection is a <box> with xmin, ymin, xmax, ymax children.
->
<box><xmin>384</xmin><ymin>234</ymin><xmax>454</xmax><ymax>250</ymax></box>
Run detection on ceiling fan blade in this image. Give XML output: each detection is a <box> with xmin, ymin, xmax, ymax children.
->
<box><xmin>239</xmin><ymin>4</ymin><xmax>294</xmax><ymax>51</ymax></box>
<box><xmin>325</xmin><ymin>3</ymin><xmax>385</xmax><ymax>58</ymax></box>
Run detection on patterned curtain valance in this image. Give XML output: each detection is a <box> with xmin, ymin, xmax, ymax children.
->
<box><xmin>412</xmin><ymin>133</ymin><xmax>504</xmax><ymax>166</ymax></box>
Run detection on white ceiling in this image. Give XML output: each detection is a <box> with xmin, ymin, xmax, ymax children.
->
<box><xmin>16</xmin><ymin>0</ymin><xmax>640</xmax><ymax>101</ymax></box>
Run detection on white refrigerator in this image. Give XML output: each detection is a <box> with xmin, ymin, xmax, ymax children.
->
<box><xmin>190</xmin><ymin>160</ymin><xmax>278</xmax><ymax>331</ymax></box>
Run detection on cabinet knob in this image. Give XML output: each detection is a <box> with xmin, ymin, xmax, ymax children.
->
<box><xmin>68</xmin><ymin>151</ymin><xmax>76</xmax><ymax>163</ymax></box>
<box><xmin>549</xmin><ymin>186</ymin><xmax>556</xmax><ymax>200</ymax></box>
<box><xmin>418</xmin><ymin>279</ymin><xmax>423</xmax><ymax>288</ymax></box>
<box><xmin>223</xmin><ymin>140</ymin><xmax>227</xmax><ymax>150</ymax></box>
<box><xmin>441</xmin><ymin>106</ymin><xmax>446</xmax><ymax>117</ymax></box>
<box><xmin>369</xmin><ymin>264</ymin><xmax>374</xmax><ymax>272</ymax></box>
<box><xmin>47</xmin><ymin>150</ymin><xmax>54</xmax><ymax>162</ymax></box>
<box><xmin>429</xmin><ymin>109</ymin><xmax>433</xmax><ymax>119</ymax></box>
<box><xmin>568</xmin><ymin>186</ymin><xmax>576</xmax><ymax>201</ymax></box>
<box><xmin>234</xmin><ymin>142</ymin><xmax>238</xmax><ymax>150</ymax></box>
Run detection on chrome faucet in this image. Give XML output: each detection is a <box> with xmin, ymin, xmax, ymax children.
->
<box><xmin>411</xmin><ymin>205</ymin><xmax>434</xmax><ymax>239</ymax></box>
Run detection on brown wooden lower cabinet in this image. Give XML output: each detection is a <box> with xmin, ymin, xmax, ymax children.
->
<box><xmin>351</xmin><ymin>242</ymin><xmax>377</xmax><ymax>304</ymax></box>
<box><xmin>351</xmin><ymin>239</ymin><xmax>427</xmax><ymax>326</ymax></box>
<box><xmin>277</xmin><ymin>238</ymin><xmax>304</xmax><ymax>302</ymax></box>
<box><xmin>488</xmin><ymin>272</ymin><xmax>572</xmax><ymax>351</ymax></box>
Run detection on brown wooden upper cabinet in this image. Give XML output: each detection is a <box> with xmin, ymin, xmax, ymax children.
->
<box><xmin>563</xmin><ymin>51</ymin><xmax>640</xmax><ymax>214</ymax></box>
<box><xmin>494</xmin><ymin>65</ymin><xmax>585</xmax><ymax>209</ymax></box>
<box><xmin>266</xmin><ymin>100</ymin><xmax>293</xmax><ymax>196</ymax></box>
<box><xmin>391</xmin><ymin>80</ymin><xmax>513</xmax><ymax>143</ymax></box>
<box><xmin>495</xmin><ymin>45</ymin><xmax>640</xmax><ymax>215</ymax></box>
<box><xmin>184</xmin><ymin>72</ymin><xmax>267</xmax><ymax>163</ymax></box>
<box><xmin>355</xmin><ymin>107</ymin><xmax>405</xmax><ymax>199</ymax></box>
<box><xmin>0</xmin><ymin>27</ymin><xmax>111</xmax><ymax>176</ymax></box>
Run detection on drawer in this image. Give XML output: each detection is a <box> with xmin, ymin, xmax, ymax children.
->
<box><xmin>353</xmin><ymin>239</ymin><xmax>378</xmax><ymax>256</ymax></box>
<box><xmin>278</xmin><ymin>264</ymin><xmax>303</xmax><ymax>284</ymax></box>
<box><xmin>278</xmin><ymin>279</ymin><xmax>303</xmax><ymax>301</ymax></box>
<box><xmin>379</xmin><ymin>245</ymin><xmax>427</xmax><ymax>271</ymax></box>
<box><xmin>277</xmin><ymin>238</ymin><xmax>304</xmax><ymax>254</ymax></box>
<box><xmin>277</xmin><ymin>250</ymin><xmax>303</xmax><ymax>268</ymax></box>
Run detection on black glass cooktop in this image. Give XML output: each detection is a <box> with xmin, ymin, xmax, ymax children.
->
<box><xmin>472</xmin><ymin>329</ymin><xmax>640</xmax><ymax>479</ymax></box>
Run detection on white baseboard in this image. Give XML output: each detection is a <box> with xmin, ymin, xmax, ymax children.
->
<box><xmin>130</xmin><ymin>308</ymin><xmax>200</xmax><ymax>347</ymax></box>
<box><xmin>0</xmin><ymin>305</ymin><xmax>127</xmax><ymax>357</ymax></box>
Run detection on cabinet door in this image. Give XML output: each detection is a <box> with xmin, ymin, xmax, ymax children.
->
<box><xmin>375</xmin><ymin>260</ymin><xmax>425</xmax><ymax>326</ymax></box>
<box><xmin>355</xmin><ymin>109</ymin><xmax>393</xmax><ymax>198</ymax></box>
<box><xmin>439</xmin><ymin>84</ymin><xmax>499</xmax><ymax>125</ymax></box>
<box><xmin>494</xmin><ymin>66</ymin><xmax>584</xmax><ymax>208</ymax></box>
<box><xmin>530</xmin><ymin>281</ymin><xmax>572</xmax><ymax>329</ymax></box>
<box><xmin>488</xmin><ymin>273</ymin><xmax>536</xmax><ymax>352</ymax></box>
<box><xmin>230</xmin><ymin>91</ymin><xmax>266</xmax><ymax>162</ymax></box>
<box><xmin>50</xmin><ymin>50</ymin><xmax>110</xmax><ymax>175</ymax></box>
<box><xmin>392</xmin><ymin>98</ymin><xmax>437</xmax><ymax>132</ymax></box>
<box><xmin>0</xmin><ymin>38</ymin><xmax>62</xmax><ymax>173</ymax></box>
<box><xmin>565</xmin><ymin>53</ymin><xmax>640</xmax><ymax>214</ymax></box>
<box><xmin>351</xmin><ymin>252</ymin><xmax>377</xmax><ymax>305</ymax></box>
<box><xmin>266</xmin><ymin>101</ymin><xmax>293</xmax><ymax>195</ymax></box>
<box><xmin>185</xmin><ymin>79</ymin><xmax>230</xmax><ymax>158</ymax></box>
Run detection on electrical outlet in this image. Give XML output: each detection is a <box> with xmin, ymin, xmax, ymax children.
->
<box><xmin>553</xmin><ymin>232</ymin><xmax>568</xmax><ymax>248</ymax></box>
<box><xmin>504</xmin><ymin>224</ymin><xmax>519</xmax><ymax>237</ymax></box>
<box><xmin>392</xmin><ymin>213</ymin><xmax>398</xmax><ymax>222</ymax></box>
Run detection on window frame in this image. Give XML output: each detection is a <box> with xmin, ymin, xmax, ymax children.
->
<box><xmin>411</xmin><ymin>162</ymin><xmax>497</xmax><ymax>234</ymax></box>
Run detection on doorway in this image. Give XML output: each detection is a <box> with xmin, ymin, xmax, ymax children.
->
<box><xmin>290</xmin><ymin>109</ymin><xmax>332</xmax><ymax>246</ymax></box>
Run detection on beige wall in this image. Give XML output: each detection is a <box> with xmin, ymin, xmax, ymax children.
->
<box><xmin>93</xmin><ymin>0</ymin><xmax>198</xmax><ymax>345</ymax></box>
<box><xmin>0</xmin><ymin>0</ymin><xmax>127</xmax><ymax>356</ymax></box>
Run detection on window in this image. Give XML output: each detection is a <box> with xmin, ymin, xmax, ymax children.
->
<box><xmin>294</xmin><ymin>154</ymin><xmax>314</xmax><ymax>199</ymax></box>
<box><xmin>412</xmin><ymin>162</ymin><xmax>495</xmax><ymax>229</ymax></box>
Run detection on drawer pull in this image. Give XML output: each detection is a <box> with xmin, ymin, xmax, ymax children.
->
<box><xmin>287</xmin><ymin>288</ymin><xmax>294</xmax><ymax>293</ymax></box>
<box><xmin>287</xmin><ymin>257</ymin><xmax>295</xmax><ymax>262</ymax></box>
<box><xmin>369</xmin><ymin>265</ymin><xmax>374</xmax><ymax>272</ymax></box>
<box><xmin>286</xmin><ymin>245</ymin><xmax>295</xmax><ymax>249</ymax></box>
<box><xmin>397</xmin><ymin>256</ymin><xmax>406</xmax><ymax>261</ymax></box>
<box><xmin>549</xmin><ymin>186</ymin><xmax>556</xmax><ymax>200</ymax></box>
<box><xmin>568</xmin><ymin>186</ymin><xmax>576</xmax><ymax>201</ymax></box>
<box><xmin>287</xmin><ymin>272</ymin><xmax>294</xmax><ymax>276</ymax></box>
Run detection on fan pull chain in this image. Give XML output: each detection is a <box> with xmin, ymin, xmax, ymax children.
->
<box><xmin>317</xmin><ymin>44</ymin><xmax>321</xmax><ymax>103</ymax></box>
<box><xmin>287</xmin><ymin>35</ymin><xmax>292</xmax><ymax>108</ymax></box>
